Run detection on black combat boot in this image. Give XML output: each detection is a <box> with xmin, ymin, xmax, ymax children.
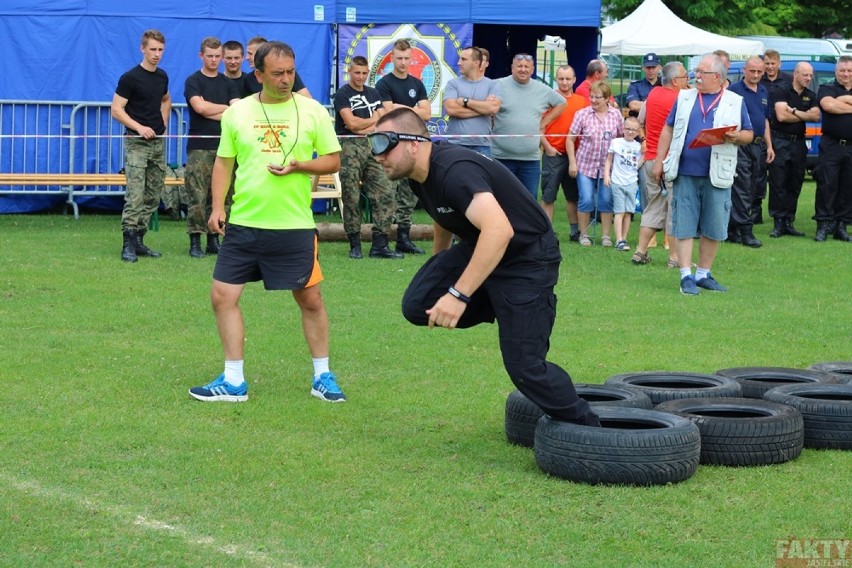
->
<box><xmin>727</xmin><ymin>227</ymin><xmax>742</xmax><ymax>244</ymax></box>
<box><xmin>135</xmin><ymin>228</ymin><xmax>162</xmax><ymax>257</ymax></box>
<box><xmin>783</xmin><ymin>218</ymin><xmax>804</xmax><ymax>237</ymax></box>
<box><xmin>189</xmin><ymin>234</ymin><xmax>205</xmax><ymax>258</ymax></box>
<box><xmin>769</xmin><ymin>218</ymin><xmax>784</xmax><ymax>238</ymax></box>
<box><xmin>834</xmin><ymin>222</ymin><xmax>852</xmax><ymax>242</ymax></box>
<box><xmin>121</xmin><ymin>229</ymin><xmax>138</xmax><ymax>263</ymax></box>
<box><xmin>396</xmin><ymin>226</ymin><xmax>424</xmax><ymax>254</ymax></box>
<box><xmin>347</xmin><ymin>232</ymin><xmax>363</xmax><ymax>259</ymax></box>
<box><xmin>814</xmin><ymin>221</ymin><xmax>831</xmax><ymax>242</ymax></box>
<box><xmin>369</xmin><ymin>232</ymin><xmax>404</xmax><ymax>259</ymax></box>
<box><xmin>206</xmin><ymin>234</ymin><xmax>220</xmax><ymax>254</ymax></box>
<box><xmin>739</xmin><ymin>226</ymin><xmax>762</xmax><ymax>248</ymax></box>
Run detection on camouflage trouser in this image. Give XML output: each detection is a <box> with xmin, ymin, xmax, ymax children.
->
<box><xmin>121</xmin><ymin>137</ymin><xmax>166</xmax><ymax>230</ymax></box>
<box><xmin>340</xmin><ymin>138</ymin><xmax>397</xmax><ymax>235</ymax></box>
<box><xmin>185</xmin><ymin>149</ymin><xmax>217</xmax><ymax>234</ymax></box>
<box><xmin>161</xmin><ymin>164</ymin><xmax>186</xmax><ymax>213</ymax></box>
<box><xmin>395</xmin><ymin>177</ymin><xmax>418</xmax><ymax>228</ymax></box>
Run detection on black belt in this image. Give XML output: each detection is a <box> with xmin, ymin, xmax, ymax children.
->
<box><xmin>752</xmin><ymin>136</ymin><xmax>764</xmax><ymax>144</ymax></box>
<box><xmin>824</xmin><ymin>135</ymin><xmax>850</xmax><ymax>146</ymax></box>
<box><xmin>774</xmin><ymin>132</ymin><xmax>804</xmax><ymax>142</ymax></box>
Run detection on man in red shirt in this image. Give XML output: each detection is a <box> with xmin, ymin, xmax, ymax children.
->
<box><xmin>631</xmin><ymin>61</ymin><xmax>689</xmax><ymax>265</ymax></box>
<box><xmin>540</xmin><ymin>65</ymin><xmax>589</xmax><ymax>240</ymax></box>
<box><xmin>575</xmin><ymin>59</ymin><xmax>608</xmax><ymax>103</ymax></box>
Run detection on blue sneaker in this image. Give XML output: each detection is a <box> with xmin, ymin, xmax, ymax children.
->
<box><xmin>680</xmin><ymin>275</ymin><xmax>700</xmax><ymax>296</ymax></box>
<box><xmin>189</xmin><ymin>373</ymin><xmax>248</xmax><ymax>402</ymax></box>
<box><xmin>311</xmin><ymin>372</ymin><xmax>347</xmax><ymax>403</ymax></box>
<box><xmin>696</xmin><ymin>274</ymin><xmax>728</xmax><ymax>292</ymax></box>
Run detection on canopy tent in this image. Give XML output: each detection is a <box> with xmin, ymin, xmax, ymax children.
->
<box><xmin>600</xmin><ymin>0</ymin><xmax>764</xmax><ymax>57</ymax></box>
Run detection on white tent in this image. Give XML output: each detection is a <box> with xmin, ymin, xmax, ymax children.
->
<box><xmin>601</xmin><ymin>0</ymin><xmax>764</xmax><ymax>57</ymax></box>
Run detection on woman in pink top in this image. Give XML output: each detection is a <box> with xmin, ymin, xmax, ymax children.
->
<box><xmin>566</xmin><ymin>81</ymin><xmax>624</xmax><ymax>247</ymax></box>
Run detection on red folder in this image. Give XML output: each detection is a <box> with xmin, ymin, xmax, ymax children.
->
<box><xmin>688</xmin><ymin>125</ymin><xmax>737</xmax><ymax>149</ymax></box>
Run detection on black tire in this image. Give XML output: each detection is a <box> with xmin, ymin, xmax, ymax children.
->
<box><xmin>808</xmin><ymin>362</ymin><xmax>852</xmax><ymax>383</ymax></box>
<box><xmin>504</xmin><ymin>385</ymin><xmax>653</xmax><ymax>448</ymax></box>
<box><xmin>604</xmin><ymin>372</ymin><xmax>742</xmax><ymax>405</ymax></box>
<box><xmin>763</xmin><ymin>384</ymin><xmax>852</xmax><ymax>450</ymax></box>
<box><xmin>715</xmin><ymin>366</ymin><xmax>846</xmax><ymax>398</ymax></box>
<box><xmin>656</xmin><ymin>397</ymin><xmax>804</xmax><ymax>466</ymax></box>
<box><xmin>534</xmin><ymin>407</ymin><xmax>701</xmax><ymax>486</ymax></box>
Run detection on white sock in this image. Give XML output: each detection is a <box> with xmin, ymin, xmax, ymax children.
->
<box><xmin>312</xmin><ymin>357</ymin><xmax>330</xmax><ymax>378</ymax></box>
<box><xmin>679</xmin><ymin>267</ymin><xmax>693</xmax><ymax>280</ymax></box>
<box><xmin>223</xmin><ymin>360</ymin><xmax>244</xmax><ymax>386</ymax></box>
<box><xmin>695</xmin><ymin>267</ymin><xmax>710</xmax><ymax>281</ymax></box>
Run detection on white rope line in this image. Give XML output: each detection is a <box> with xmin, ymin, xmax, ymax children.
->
<box><xmin>0</xmin><ymin>133</ymin><xmax>586</xmax><ymax>139</ymax></box>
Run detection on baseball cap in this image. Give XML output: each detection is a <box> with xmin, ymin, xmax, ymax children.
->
<box><xmin>643</xmin><ymin>53</ymin><xmax>660</xmax><ymax>67</ymax></box>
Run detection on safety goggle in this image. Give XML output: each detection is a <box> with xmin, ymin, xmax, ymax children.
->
<box><xmin>366</xmin><ymin>131</ymin><xmax>431</xmax><ymax>156</ymax></box>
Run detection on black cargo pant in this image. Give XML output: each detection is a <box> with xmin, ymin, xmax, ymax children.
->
<box><xmin>814</xmin><ymin>136</ymin><xmax>852</xmax><ymax>223</ymax></box>
<box><xmin>768</xmin><ymin>135</ymin><xmax>808</xmax><ymax>220</ymax></box>
<box><xmin>401</xmin><ymin>232</ymin><xmax>598</xmax><ymax>425</ymax></box>
<box><xmin>729</xmin><ymin>140</ymin><xmax>765</xmax><ymax>230</ymax></box>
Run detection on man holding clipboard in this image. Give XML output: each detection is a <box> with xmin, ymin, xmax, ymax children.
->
<box><xmin>652</xmin><ymin>54</ymin><xmax>753</xmax><ymax>296</ymax></box>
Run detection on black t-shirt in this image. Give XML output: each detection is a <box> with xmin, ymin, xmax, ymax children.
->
<box><xmin>227</xmin><ymin>73</ymin><xmax>253</xmax><ymax>98</ymax></box>
<box><xmin>244</xmin><ymin>70</ymin><xmax>306</xmax><ymax>95</ymax></box>
<box><xmin>184</xmin><ymin>71</ymin><xmax>240</xmax><ymax>151</ymax></box>
<box><xmin>817</xmin><ymin>81</ymin><xmax>852</xmax><ymax>140</ymax></box>
<box><xmin>769</xmin><ymin>83</ymin><xmax>817</xmax><ymax>137</ymax></box>
<box><xmin>375</xmin><ymin>73</ymin><xmax>429</xmax><ymax>107</ymax></box>
<box><xmin>115</xmin><ymin>65</ymin><xmax>169</xmax><ymax>135</ymax></box>
<box><xmin>761</xmin><ymin>72</ymin><xmax>792</xmax><ymax>95</ymax></box>
<box><xmin>333</xmin><ymin>84</ymin><xmax>383</xmax><ymax>135</ymax></box>
<box><xmin>410</xmin><ymin>143</ymin><xmax>555</xmax><ymax>259</ymax></box>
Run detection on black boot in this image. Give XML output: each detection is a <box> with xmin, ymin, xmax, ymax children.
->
<box><xmin>739</xmin><ymin>226</ymin><xmax>762</xmax><ymax>248</ymax></box>
<box><xmin>396</xmin><ymin>226</ymin><xmax>424</xmax><ymax>254</ymax></box>
<box><xmin>814</xmin><ymin>221</ymin><xmax>831</xmax><ymax>242</ymax></box>
<box><xmin>121</xmin><ymin>229</ymin><xmax>138</xmax><ymax>263</ymax></box>
<box><xmin>834</xmin><ymin>222</ymin><xmax>852</xmax><ymax>242</ymax></box>
<box><xmin>783</xmin><ymin>218</ymin><xmax>805</xmax><ymax>237</ymax></box>
<box><xmin>727</xmin><ymin>226</ymin><xmax>742</xmax><ymax>244</ymax></box>
<box><xmin>347</xmin><ymin>232</ymin><xmax>363</xmax><ymax>259</ymax></box>
<box><xmin>135</xmin><ymin>228</ymin><xmax>162</xmax><ymax>258</ymax></box>
<box><xmin>189</xmin><ymin>234</ymin><xmax>205</xmax><ymax>258</ymax></box>
<box><xmin>753</xmin><ymin>207</ymin><xmax>764</xmax><ymax>225</ymax></box>
<box><xmin>205</xmin><ymin>234</ymin><xmax>220</xmax><ymax>254</ymax></box>
<box><xmin>369</xmin><ymin>232</ymin><xmax>404</xmax><ymax>259</ymax></box>
<box><xmin>769</xmin><ymin>218</ymin><xmax>784</xmax><ymax>238</ymax></box>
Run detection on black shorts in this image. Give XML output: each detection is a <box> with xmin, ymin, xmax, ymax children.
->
<box><xmin>213</xmin><ymin>225</ymin><xmax>322</xmax><ymax>290</ymax></box>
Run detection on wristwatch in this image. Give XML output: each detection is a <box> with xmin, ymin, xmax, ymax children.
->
<box><xmin>462</xmin><ymin>97</ymin><xmax>469</xmax><ymax>107</ymax></box>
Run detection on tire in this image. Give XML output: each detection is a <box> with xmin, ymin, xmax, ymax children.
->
<box><xmin>656</xmin><ymin>397</ymin><xmax>804</xmax><ymax>466</ymax></box>
<box><xmin>763</xmin><ymin>384</ymin><xmax>852</xmax><ymax>450</ymax></box>
<box><xmin>534</xmin><ymin>407</ymin><xmax>701</xmax><ymax>486</ymax></box>
<box><xmin>715</xmin><ymin>366</ymin><xmax>846</xmax><ymax>398</ymax></box>
<box><xmin>604</xmin><ymin>372</ymin><xmax>742</xmax><ymax>405</ymax></box>
<box><xmin>504</xmin><ymin>385</ymin><xmax>653</xmax><ymax>448</ymax></box>
<box><xmin>808</xmin><ymin>362</ymin><xmax>852</xmax><ymax>383</ymax></box>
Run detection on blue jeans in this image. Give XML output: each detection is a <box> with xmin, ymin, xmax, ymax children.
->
<box><xmin>497</xmin><ymin>158</ymin><xmax>541</xmax><ymax>200</ymax></box>
<box><xmin>577</xmin><ymin>174</ymin><xmax>613</xmax><ymax>213</ymax></box>
<box><xmin>464</xmin><ymin>145</ymin><xmax>492</xmax><ymax>157</ymax></box>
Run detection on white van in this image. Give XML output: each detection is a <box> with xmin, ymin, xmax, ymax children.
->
<box><xmin>827</xmin><ymin>39</ymin><xmax>852</xmax><ymax>55</ymax></box>
<box><xmin>737</xmin><ymin>36</ymin><xmax>842</xmax><ymax>62</ymax></box>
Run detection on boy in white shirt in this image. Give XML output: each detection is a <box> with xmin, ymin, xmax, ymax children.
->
<box><xmin>604</xmin><ymin>116</ymin><xmax>644</xmax><ymax>251</ymax></box>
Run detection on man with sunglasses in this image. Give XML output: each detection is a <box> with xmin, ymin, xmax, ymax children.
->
<box><xmin>443</xmin><ymin>46</ymin><xmax>502</xmax><ymax>156</ymax></box>
<box><xmin>492</xmin><ymin>53</ymin><xmax>566</xmax><ymax>200</ymax></box>
<box><xmin>368</xmin><ymin>108</ymin><xmax>601</xmax><ymax>428</ymax></box>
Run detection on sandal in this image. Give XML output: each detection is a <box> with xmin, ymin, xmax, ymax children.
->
<box><xmin>579</xmin><ymin>235</ymin><xmax>592</xmax><ymax>247</ymax></box>
<box><xmin>601</xmin><ymin>235</ymin><xmax>613</xmax><ymax>247</ymax></box>
<box><xmin>631</xmin><ymin>251</ymin><xmax>652</xmax><ymax>265</ymax></box>
<box><xmin>667</xmin><ymin>258</ymin><xmax>679</xmax><ymax>269</ymax></box>
<box><xmin>615</xmin><ymin>240</ymin><xmax>631</xmax><ymax>251</ymax></box>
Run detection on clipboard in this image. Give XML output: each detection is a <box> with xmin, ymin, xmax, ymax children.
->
<box><xmin>688</xmin><ymin>125</ymin><xmax>737</xmax><ymax>149</ymax></box>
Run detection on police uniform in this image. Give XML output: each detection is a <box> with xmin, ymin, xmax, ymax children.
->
<box><xmin>814</xmin><ymin>79</ymin><xmax>852</xmax><ymax>241</ymax></box>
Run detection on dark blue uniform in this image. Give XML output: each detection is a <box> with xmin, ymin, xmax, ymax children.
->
<box><xmin>625</xmin><ymin>77</ymin><xmax>661</xmax><ymax>116</ymax></box>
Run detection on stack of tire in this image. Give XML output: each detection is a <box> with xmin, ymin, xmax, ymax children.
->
<box><xmin>516</xmin><ymin>364</ymin><xmax>852</xmax><ymax>486</ymax></box>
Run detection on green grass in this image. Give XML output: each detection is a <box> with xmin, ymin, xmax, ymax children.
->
<box><xmin>1</xmin><ymin>183</ymin><xmax>850</xmax><ymax>567</ymax></box>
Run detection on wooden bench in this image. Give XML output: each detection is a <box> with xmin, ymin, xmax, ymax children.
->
<box><xmin>0</xmin><ymin>172</ymin><xmax>343</xmax><ymax>220</ymax></box>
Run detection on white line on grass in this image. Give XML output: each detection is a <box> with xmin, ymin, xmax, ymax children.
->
<box><xmin>3</xmin><ymin>472</ymin><xmax>302</xmax><ymax>568</ymax></box>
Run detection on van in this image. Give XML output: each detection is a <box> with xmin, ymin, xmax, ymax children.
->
<box><xmin>727</xmin><ymin>60</ymin><xmax>836</xmax><ymax>171</ymax></box>
<box><xmin>827</xmin><ymin>39</ymin><xmax>852</xmax><ymax>55</ymax></box>
<box><xmin>737</xmin><ymin>36</ymin><xmax>842</xmax><ymax>63</ymax></box>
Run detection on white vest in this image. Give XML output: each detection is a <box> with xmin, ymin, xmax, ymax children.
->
<box><xmin>663</xmin><ymin>88</ymin><xmax>744</xmax><ymax>189</ymax></box>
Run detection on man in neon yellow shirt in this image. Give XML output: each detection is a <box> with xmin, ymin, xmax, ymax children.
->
<box><xmin>189</xmin><ymin>41</ymin><xmax>345</xmax><ymax>403</ymax></box>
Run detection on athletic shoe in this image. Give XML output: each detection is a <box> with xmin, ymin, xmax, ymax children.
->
<box><xmin>189</xmin><ymin>373</ymin><xmax>248</xmax><ymax>402</ymax></box>
<box><xmin>680</xmin><ymin>275</ymin><xmax>700</xmax><ymax>296</ymax></box>
<box><xmin>696</xmin><ymin>274</ymin><xmax>728</xmax><ymax>292</ymax></box>
<box><xmin>311</xmin><ymin>372</ymin><xmax>347</xmax><ymax>403</ymax></box>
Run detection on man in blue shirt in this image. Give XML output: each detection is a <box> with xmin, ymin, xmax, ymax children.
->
<box><xmin>728</xmin><ymin>56</ymin><xmax>775</xmax><ymax>247</ymax></box>
<box><xmin>626</xmin><ymin>53</ymin><xmax>662</xmax><ymax>117</ymax></box>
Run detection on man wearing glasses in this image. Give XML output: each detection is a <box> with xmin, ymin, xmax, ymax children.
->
<box><xmin>368</xmin><ymin>108</ymin><xmax>601</xmax><ymax>428</ymax></box>
<box><xmin>443</xmin><ymin>46</ymin><xmax>502</xmax><ymax>156</ymax></box>
<box><xmin>492</xmin><ymin>53</ymin><xmax>566</xmax><ymax>199</ymax></box>
<box><xmin>652</xmin><ymin>54</ymin><xmax>753</xmax><ymax>295</ymax></box>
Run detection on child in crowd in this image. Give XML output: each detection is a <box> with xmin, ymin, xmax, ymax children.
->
<box><xmin>603</xmin><ymin>116</ymin><xmax>644</xmax><ymax>251</ymax></box>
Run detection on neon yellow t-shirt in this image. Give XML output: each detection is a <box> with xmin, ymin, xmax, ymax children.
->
<box><xmin>218</xmin><ymin>94</ymin><xmax>341</xmax><ymax>229</ymax></box>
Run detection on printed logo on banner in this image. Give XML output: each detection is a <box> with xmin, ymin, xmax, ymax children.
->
<box><xmin>338</xmin><ymin>23</ymin><xmax>473</xmax><ymax>135</ymax></box>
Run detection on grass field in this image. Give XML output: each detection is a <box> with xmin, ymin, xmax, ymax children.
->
<box><xmin>1</xmin><ymin>183</ymin><xmax>850</xmax><ymax>567</ymax></box>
